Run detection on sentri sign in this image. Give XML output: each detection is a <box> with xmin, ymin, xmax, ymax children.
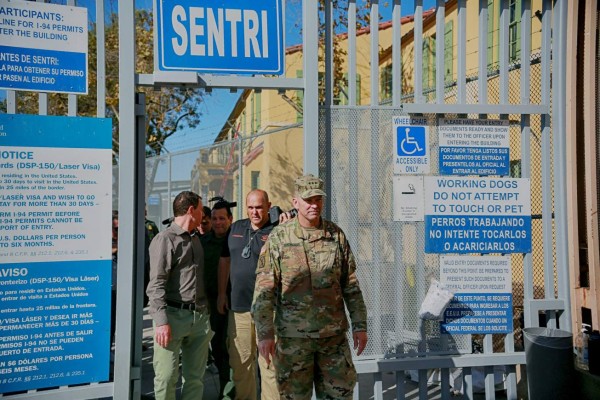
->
<box><xmin>155</xmin><ymin>0</ymin><xmax>284</xmax><ymax>75</ymax></box>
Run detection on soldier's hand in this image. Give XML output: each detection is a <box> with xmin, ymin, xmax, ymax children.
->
<box><xmin>217</xmin><ymin>294</ymin><xmax>229</xmax><ymax>315</ymax></box>
<box><xmin>258</xmin><ymin>339</ymin><xmax>276</xmax><ymax>366</ymax></box>
<box><xmin>278</xmin><ymin>211</ymin><xmax>294</xmax><ymax>224</ymax></box>
<box><xmin>155</xmin><ymin>323</ymin><xmax>172</xmax><ymax>348</ymax></box>
<box><xmin>353</xmin><ymin>331</ymin><xmax>368</xmax><ymax>356</ymax></box>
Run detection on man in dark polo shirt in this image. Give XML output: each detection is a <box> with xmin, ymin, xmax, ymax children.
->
<box><xmin>201</xmin><ymin>200</ymin><xmax>234</xmax><ymax>399</ymax></box>
<box><xmin>147</xmin><ymin>191</ymin><xmax>213</xmax><ymax>400</ymax></box>
<box><xmin>217</xmin><ymin>189</ymin><xmax>279</xmax><ymax>400</ymax></box>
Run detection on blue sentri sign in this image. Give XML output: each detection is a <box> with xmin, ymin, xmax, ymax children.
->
<box><xmin>155</xmin><ymin>0</ymin><xmax>284</xmax><ymax>75</ymax></box>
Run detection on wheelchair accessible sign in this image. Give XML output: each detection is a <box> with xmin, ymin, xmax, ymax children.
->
<box><xmin>393</xmin><ymin>116</ymin><xmax>430</xmax><ymax>175</ymax></box>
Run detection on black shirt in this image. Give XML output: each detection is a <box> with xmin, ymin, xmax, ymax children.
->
<box><xmin>221</xmin><ymin>219</ymin><xmax>274</xmax><ymax>312</ymax></box>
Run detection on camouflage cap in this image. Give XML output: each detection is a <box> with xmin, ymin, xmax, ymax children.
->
<box><xmin>294</xmin><ymin>174</ymin><xmax>327</xmax><ymax>199</ymax></box>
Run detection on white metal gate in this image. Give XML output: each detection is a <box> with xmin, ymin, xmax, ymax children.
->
<box><xmin>314</xmin><ymin>1</ymin><xmax>570</xmax><ymax>399</ymax></box>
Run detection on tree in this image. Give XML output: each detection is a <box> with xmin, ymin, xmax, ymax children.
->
<box><xmin>14</xmin><ymin>9</ymin><xmax>206</xmax><ymax>162</ymax></box>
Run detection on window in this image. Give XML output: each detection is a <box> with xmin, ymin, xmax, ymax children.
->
<box><xmin>252</xmin><ymin>92</ymin><xmax>261</xmax><ymax>133</ymax></box>
<box><xmin>337</xmin><ymin>73</ymin><xmax>361</xmax><ymax>105</ymax></box>
<box><xmin>509</xmin><ymin>0</ymin><xmax>522</xmax><ymax>62</ymax></box>
<box><xmin>381</xmin><ymin>64</ymin><xmax>393</xmax><ymax>101</ymax></box>
<box><xmin>444</xmin><ymin>21</ymin><xmax>454</xmax><ymax>84</ymax></box>
<box><xmin>422</xmin><ymin>35</ymin><xmax>436</xmax><ymax>90</ymax></box>
<box><xmin>251</xmin><ymin>171</ymin><xmax>260</xmax><ymax>190</ymax></box>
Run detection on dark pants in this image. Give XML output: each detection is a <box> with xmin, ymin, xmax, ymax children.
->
<box><xmin>209</xmin><ymin>299</ymin><xmax>234</xmax><ymax>398</ymax></box>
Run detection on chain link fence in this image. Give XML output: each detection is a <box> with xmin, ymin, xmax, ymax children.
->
<box><xmin>321</xmin><ymin>54</ymin><xmax>554</xmax><ymax>358</ymax></box>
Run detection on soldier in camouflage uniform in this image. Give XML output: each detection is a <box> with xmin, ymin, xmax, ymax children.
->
<box><xmin>252</xmin><ymin>174</ymin><xmax>368</xmax><ymax>400</ymax></box>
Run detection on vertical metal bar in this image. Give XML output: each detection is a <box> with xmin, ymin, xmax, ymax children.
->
<box><xmin>97</xmin><ymin>0</ymin><xmax>106</xmax><ymax>118</ymax></box>
<box><xmin>540</xmin><ymin>0</ymin><xmax>554</xmax><ymax>328</ymax></box>
<box><xmin>370</xmin><ymin>0</ymin><xmax>380</xmax><ymax>106</ymax></box>
<box><xmin>132</xmin><ymin>92</ymin><xmax>146</xmax><ymax>400</ymax></box>
<box><xmin>483</xmin><ymin>335</ymin><xmax>495</xmax><ymax>398</ymax></box>
<box><xmin>463</xmin><ymin>367</ymin><xmax>474</xmax><ymax>400</ymax></box>
<box><xmin>35</xmin><ymin>0</ymin><xmax>48</xmax><ymax>119</ymax></box>
<box><xmin>418</xmin><ymin>369</ymin><xmax>428</xmax><ymax>398</ymax></box>
<box><xmin>414</xmin><ymin>0</ymin><xmax>424</xmax><ymax>103</ymax></box>
<box><xmin>441</xmin><ymin>368</ymin><xmax>450</xmax><ymax>400</ymax></box>
<box><xmin>325</xmin><ymin>0</ymin><xmax>333</xmax><ymax>108</ymax></box>
<box><xmin>508</xmin><ymin>2</ymin><xmax>531</xmax><ymax>398</ymax></box>
<box><xmin>7</xmin><ymin>91</ymin><xmax>16</xmax><ymax>114</ymax></box>
<box><xmin>457</xmin><ymin>0</ymin><xmax>467</xmax><ymax>104</ymax></box>
<box><xmin>435</xmin><ymin>0</ymin><xmax>445</xmax><ymax>104</ymax></box>
<box><xmin>67</xmin><ymin>0</ymin><xmax>76</xmax><ymax>116</ymax></box>
<box><xmin>303</xmin><ymin>0</ymin><xmax>319</xmax><ymax>175</ymax></box>
<box><xmin>391</xmin><ymin>2</ymin><xmax>405</xmax><ymax>352</ymax></box>
<box><xmin>373</xmin><ymin>372</ymin><xmax>383</xmax><ymax>400</ymax></box>
<box><xmin>349</xmin><ymin>0</ymin><xmax>357</xmax><ymax>106</ymax></box>
<box><xmin>237</xmin><ymin>137</ymin><xmax>243</xmax><ymax>219</ymax></box>
<box><xmin>392</xmin><ymin>0</ymin><xmax>401</xmax><ymax>106</ymax></box>
<box><xmin>348</xmin><ymin>1</ymin><xmax>359</xmax><ymax>278</ymax></box>
<box><xmin>499</xmin><ymin>0</ymin><xmax>509</xmax><ymax>104</ymax></box>
<box><xmin>478</xmin><ymin>0</ymin><xmax>489</xmax><ymax>105</ymax></box>
<box><xmin>38</xmin><ymin>93</ymin><xmax>47</xmax><ymax>115</ymax></box>
<box><xmin>324</xmin><ymin>0</ymin><xmax>333</xmax><ymax>220</ymax></box>
<box><xmin>552</xmin><ymin>0</ymin><xmax>571</xmax><ymax>332</ymax></box>
<box><xmin>370</xmin><ymin>0</ymin><xmax>382</xmax><ymax>355</ymax></box>
<box><xmin>115</xmin><ymin>0</ymin><xmax>136</xmax><ymax>398</ymax></box>
<box><xmin>396</xmin><ymin>371</ymin><xmax>405</xmax><ymax>399</ymax></box>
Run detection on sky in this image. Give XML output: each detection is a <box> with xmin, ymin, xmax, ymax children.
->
<box><xmin>1</xmin><ymin>0</ymin><xmax>436</xmax><ymax>153</ymax></box>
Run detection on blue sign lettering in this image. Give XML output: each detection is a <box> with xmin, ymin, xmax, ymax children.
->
<box><xmin>156</xmin><ymin>0</ymin><xmax>284</xmax><ymax>74</ymax></box>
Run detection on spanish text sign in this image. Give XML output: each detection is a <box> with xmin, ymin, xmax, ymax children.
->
<box><xmin>440</xmin><ymin>255</ymin><xmax>513</xmax><ymax>334</ymax></box>
<box><xmin>392</xmin><ymin>116</ymin><xmax>430</xmax><ymax>174</ymax></box>
<box><xmin>424</xmin><ymin>177</ymin><xmax>532</xmax><ymax>253</ymax></box>
<box><xmin>0</xmin><ymin>114</ymin><xmax>112</xmax><ymax>392</ymax></box>
<box><xmin>438</xmin><ymin>118</ymin><xmax>509</xmax><ymax>176</ymax></box>
<box><xmin>156</xmin><ymin>0</ymin><xmax>285</xmax><ymax>74</ymax></box>
<box><xmin>0</xmin><ymin>0</ymin><xmax>88</xmax><ymax>94</ymax></box>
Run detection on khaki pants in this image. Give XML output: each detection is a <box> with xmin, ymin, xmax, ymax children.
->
<box><xmin>153</xmin><ymin>307</ymin><xmax>213</xmax><ymax>400</ymax></box>
<box><xmin>228</xmin><ymin>311</ymin><xmax>279</xmax><ymax>400</ymax></box>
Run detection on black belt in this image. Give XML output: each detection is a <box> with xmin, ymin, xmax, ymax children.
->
<box><xmin>166</xmin><ymin>299</ymin><xmax>201</xmax><ymax>311</ymax></box>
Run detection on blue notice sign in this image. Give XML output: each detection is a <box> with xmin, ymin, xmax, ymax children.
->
<box><xmin>156</xmin><ymin>0</ymin><xmax>284</xmax><ymax>74</ymax></box>
<box><xmin>0</xmin><ymin>115</ymin><xmax>112</xmax><ymax>392</ymax></box>
<box><xmin>442</xmin><ymin>293</ymin><xmax>513</xmax><ymax>334</ymax></box>
<box><xmin>0</xmin><ymin>1</ymin><xmax>88</xmax><ymax>94</ymax></box>
<box><xmin>424</xmin><ymin>177</ymin><xmax>532</xmax><ymax>254</ymax></box>
<box><xmin>438</xmin><ymin>118</ymin><xmax>510</xmax><ymax>176</ymax></box>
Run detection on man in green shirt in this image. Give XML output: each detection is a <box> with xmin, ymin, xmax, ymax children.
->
<box><xmin>252</xmin><ymin>175</ymin><xmax>368</xmax><ymax>399</ymax></box>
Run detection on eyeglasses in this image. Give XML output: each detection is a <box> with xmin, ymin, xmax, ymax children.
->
<box><xmin>241</xmin><ymin>231</ymin><xmax>257</xmax><ymax>259</ymax></box>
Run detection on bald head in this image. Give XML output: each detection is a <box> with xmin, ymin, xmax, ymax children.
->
<box><xmin>246</xmin><ymin>189</ymin><xmax>271</xmax><ymax>229</ymax></box>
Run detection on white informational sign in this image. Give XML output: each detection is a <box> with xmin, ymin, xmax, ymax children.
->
<box><xmin>0</xmin><ymin>0</ymin><xmax>88</xmax><ymax>94</ymax></box>
<box><xmin>392</xmin><ymin>116</ymin><xmax>430</xmax><ymax>175</ymax></box>
<box><xmin>156</xmin><ymin>0</ymin><xmax>284</xmax><ymax>75</ymax></box>
<box><xmin>424</xmin><ymin>176</ymin><xmax>532</xmax><ymax>253</ymax></box>
<box><xmin>438</xmin><ymin>118</ymin><xmax>510</xmax><ymax>176</ymax></box>
<box><xmin>0</xmin><ymin>114</ymin><xmax>112</xmax><ymax>393</ymax></box>
<box><xmin>440</xmin><ymin>255</ymin><xmax>513</xmax><ymax>334</ymax></box>
<box><xmin>392</xmin><ymin>176</ymin><xmax>424</xmax><ymax>222</ymax></box>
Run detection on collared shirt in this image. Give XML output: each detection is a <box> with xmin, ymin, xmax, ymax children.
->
<box><xmin>200</xmin><ymin>229</ymin><xmax>229</xmax><ymax>300</ymax></box>
<box><xmin>147</xmin><ymin>223</ymin><xmax>206</xmax><ymax>326</ymax></box>
<box><xmin>221</xmin><ymin>219</ymin><xmax>274</xmax><ymax>312</ymax></box>
<box><xmin>252</xmin><ymin>218</ymin><xmax>367</xmax><ymax>340</ymax></box>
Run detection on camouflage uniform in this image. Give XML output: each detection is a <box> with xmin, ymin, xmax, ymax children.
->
<box><xmin>252</xmin><ymin>217</ymin><xmax>367</xmax><ymax>399</ymax></box>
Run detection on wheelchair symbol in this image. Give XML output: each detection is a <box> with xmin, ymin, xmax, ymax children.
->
<box><xmin>397</xmin><ymin>126</ymin><xmax>426</xmax><ymax>156</ymax></box>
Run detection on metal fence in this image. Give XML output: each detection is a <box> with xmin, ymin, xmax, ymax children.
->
<box><xmin>316</xmin><ymin>0</ymin><xmax>568</xmax><ymax>399</ymax></box>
